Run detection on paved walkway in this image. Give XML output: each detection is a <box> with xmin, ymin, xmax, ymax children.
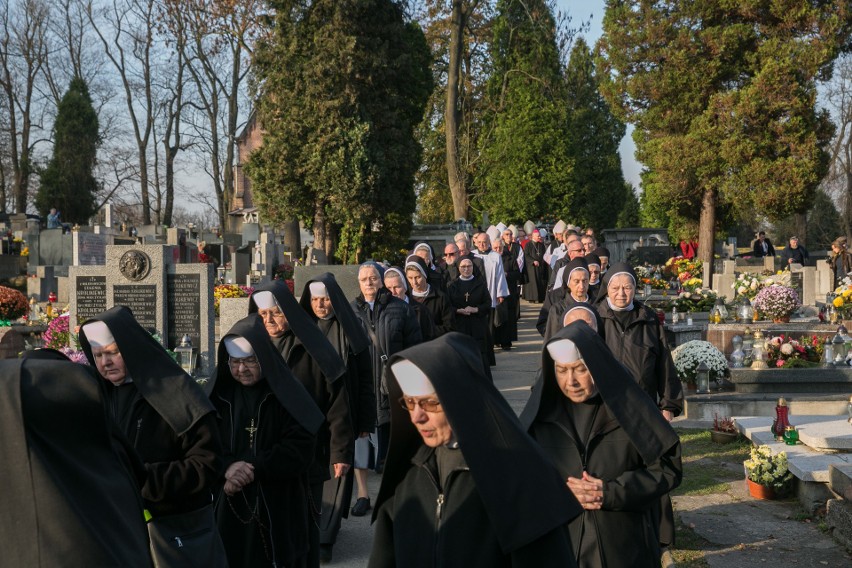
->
<box><xmin>324</xmin><ymin>300</ymin><xmax>852</xmax><ymax>566</ymax></box>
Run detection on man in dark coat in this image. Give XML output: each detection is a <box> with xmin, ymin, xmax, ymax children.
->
<box><xmin>752</xmin><ymin>231</ymin><xmax>775</xmax><ymax>257</ymax></box>
<box><xmin>79</xmin><ymin>306</ymin><xmax>226</xmax><ymax>567</ymax></box>
<box><xmin>496</xmin><ymin>228</ymin><xmax>524</xmax><ymax>349</ymax></box>
<box><xmin>779</xmin><ymin>236</ymin><xmax>809</xmax><ymax>266</ymax></box>
<box><xmin>211</xmin><ymin>315</ymin><xmax>323</xmax><ymax>568</ymax></box>
<box><xmin>248</xmin><ymin>280</ymin><xmax>352</xmax><ymax>568</ymax></box>
<box><xmin>523</xmin><ymin>229</ymin><xmax>548</xmax><ymax>302</ymax></box>
<box><xmin>0</xmin><ymin>356</ymin><xmax>152</xmax><ymax>567</ymax></box>
<box><xmin>521</xmin><ymin>322</ymin><xmax>682</xmax><ymax>568</ymax></box>
<box><xmin>369</xmin><ymin>333</ymin><xmax>581</xmax><ymax>567</ymax></box>
<box><xmin>351</xmin><ymin>261</ymin><xmax>422</xmax><ymax>517</ymax></box>
<box><xmin>594</xmin><ymin>262</ymin><xmax>684</xmax><ymax>549</ymax></box>
<box><xmin>299</xmin><ymin>273</ymin><xmax>376</xmax><ymax>563</ymax></box>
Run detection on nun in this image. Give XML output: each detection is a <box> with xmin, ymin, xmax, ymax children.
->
<box><xmin>369</xmin><ymin>333</ymin><xmax>580</xmax><ymax>568</ymax></box>
<box><xmin>537</xmin><ymin>257</ymin><xmax>590</xmax><ymax>336</ymax></box>
<box><xmin>584</xmin><ymin>252</ymin><xmax>602</xmax><ymax>301</ymax></box>
<box><xmin>210</xmin><ymin>315</ymin><xmax>324</xmax><ymax>568</ymax></box>
<box><xmin>446</xmin><ymin>256</ymin><xmax>493</xmax><ymax>380</ymax></box>
<box><xmin>411</xmin><ymin>241</ymin><xmax>447</xmax><ymax>292</ymax></box>
<box><xmin>248</xmin><ymin>280</ymin><xmax>353</xmax><ymax>568</ymax></box>
<box><xmin>79</xmin><ymin>306</ymin><xmax>226</xmax><ymax>567</ymax></box>
<box><xmin>405</xmin><ymin>254</ymin><xmax>454</xmax><ymax>338</ymax></box>
<box><xmin>299</xmin><ymin>274</ymin><xmax>376</xmax><ymax>562</ymax></box>
<box><xmin>542</xmin><ymin>301</ymin><xmax>603</xmax><ymax>343</ymax></box>
<box><xmin>0</xmin><ymin>356</ymin><xmax>152</xmax><ymax>567</ymax></box>
<box><xmin>521</xmin><ymin>322</ymin><xmax>683</xmax><ymax>568</ymax></box>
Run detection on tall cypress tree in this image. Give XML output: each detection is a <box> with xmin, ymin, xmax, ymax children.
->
<box><xmin>564</xmin><ymin>37</ymin><xmax>626</xmax><ymax>230</ymax></box>
<box><xmin>36</xmin><ymin>77</ymin><xmax>100</xmax><ymax>225</ymax></box>
<box><xmin>477</xmin><ymin>0</ymin><xmax>571</xmax><ymax>223</ymax></box>
<box><xmin>247</xmin><ymin>0</ymin><xmax>432</xmax><ymax>262</ymax></box>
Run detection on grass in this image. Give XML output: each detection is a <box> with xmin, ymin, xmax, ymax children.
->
<box><xmin>669</xmin><ymin>428</ymin><xmax>752</xmax><ymax>566</ymax></box>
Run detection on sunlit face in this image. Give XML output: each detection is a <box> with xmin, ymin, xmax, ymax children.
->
<box><xmin>406</xmin><ymin>269</ymin><xmax>427</xmax><ymax>292</ymax></box>
<box><xmin>554</xmin><ymin>360</ymin><xmax>597</xmax><ymax>403</ymax></box>
<box><xmin>588</xmin><ymin>264</ymin><xmax>601</xmax><ymax>284</ymax></box>
<box><xmin>532</xmin><ymin>232</ymin><xmax>542</xmax><ymax>242</ymax></box>
<box><xmin>455</xmin><ymin>239</ymin><xmax>470</xmax><ymax>256</ymax></box>
<box><xmin>567</xmin><ymin>239</ymin><xmax>584</xmax><ymax>260</ymax></box>
<box><xmin>599</xmin><ymin>256</ymin><xmax>609</xmax><ymax>272</ymax></box>
<box><xmin>502</xmin><ymin>230</ymin><xmax>513</xmax><ymax>245</ymax></box>
<box><xmin>607</xmin><ymin>273</ymin><xmax>635</xmax><ymax>309</ymax></box>
<box><xmin>228</xmin><ymin>355</ymin><xmax>262</xmax><ymax>387</ymax></box>
<box><xmin>581</xmin><ymin>237</ymin><xmax>595</xmax><ymax>254</ymax></box>
<box><xmin>311</xmin><ymin>296</ymin><xmax>334</xmax><ymax>319</ymax></box>
<box><xmin>491</xmin><ymin>239</ymin><xmax>502</xmax><ymax>253</ymax></box>
<box><xmin>458</xmin><ymin>259</ymin><xmax>473</xmax><ymax>278</ymax></box>
<box><xmin>258</xmin><ymin>306</ymin><xmax>288</xmax><ymax>337</ymax></box>
<box><xmin>563</xmin><ymin>309</ymin><xmax>597</xmax><ymax>332</ymax></box>
<box><xmin>92</xmin><ymin>343</ymin><xmax>128</xmax><ymax>385</ymax></box>
<box><xmin>567</xmin><ymin>269</ymin><xmax>590</xmax><ymax>300</ymax></box>
<box><xmin>415</xmin><ymin>248</ymin><xmax>430</xmax><ymax>262</ymax></box>
<box><xmin>443</xmin><ymin>244</ymin><xmax>459</xmax><ymax>265</ymax></box>
<box><xmin>789</xmin><ymin>238</ymin><xmax>798</xmax><ymax>248</ymax></box>
<box><xmin>384</xmin><ymin>274</ymin><xmax>407</xmax><ymax>300</ymax></box>
<box><xmin>473</xmin><ymin>234</ymin><xmax>489</xmax><ymax>253</ymax></box>
<box><xmin>405</xmin><ymin>394</ymin><xmax>453</xmax><ymax>447</ymax></box>
<box><xmin>359</xmin><ymin>266</ymin><xmax>382</xmax><ymax>301</ymax></box>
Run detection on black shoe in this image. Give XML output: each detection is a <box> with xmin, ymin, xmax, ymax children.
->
<box><xmin>351</xmin><ymin>497</ymin><xmax>371</xmax><ymax>517</ymax></box>
<box><xmin>320</xmin><ymin>544</ymin><xmax>333</xmax><ymax>564</ymax></box>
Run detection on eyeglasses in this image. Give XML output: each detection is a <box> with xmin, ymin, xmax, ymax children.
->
<box><xmin>228</xmin><ymin>356</ymin><xmax>260</xmax><ymax>368</ymax></box>
<box><xmin>444</xmin><ymin>252</ymin><xmax>457</xmax><ymax>257</ymax></box>
<box><xmin>398</xmin><ymin>397</ymin><xmax>442</xmax><ymax>412</ymax></box>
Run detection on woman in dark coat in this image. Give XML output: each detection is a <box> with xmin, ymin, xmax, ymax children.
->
<box><xmin>0</xmin><ymin>356</ymin><xmax>152</xmax><ymax>567</ymax></box>
<box><xmin>210</xmin><ymin>315</ymin><xmax>324</xmax><ymax>568</ymax></box>
<box><xmin>405</xmin><ymin>254</ymin><xmax>454</xmax><ymax>338</ymax></box>
<box><xmin>79</xmin><ymin>306</ymin><xmax>226</xmax><ymax>567</ymax></box>
<box><xmin>521</xmin><ymin>322</ymin><xmax>683</xmax><ymax>568</ymax></box>
<box><xmin>447</xmin><ymin>257</ymin><xmax>493</xmax><ymax>380</ymax></box>
<box><xmin>299</xmin><ymin>273</ymin><xmax>375</xmax><ymax>562</ymax></box>
<box><xmin>369</xmin><ymin>333</ymin><xmax>581</xmax><ymax>568</ymax></box>
<box><xmin>523</xmin><ymin>229</ymin><xmax>549</xmax><ymax>302</ymax></box>
<box><xmin>248</xmin><ymin>280</ymin><xmax>352</xmax><ymax>568</ymax></box>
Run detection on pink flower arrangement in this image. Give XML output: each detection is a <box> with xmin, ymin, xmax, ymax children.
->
<box><xmin>43</xmin><ymin>314</ymin><xmax>71</xmax><ymax>348</ymax></box>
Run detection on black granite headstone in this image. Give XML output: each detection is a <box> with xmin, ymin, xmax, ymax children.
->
<box><xmin>167</xmin><ymin>273</ymin><xmax>201</xmax><ymax>350</ymax></box>
<box><xmin>75</xmin><ymin>275</ymin><xmax>107</xmax><ymax>323</ymax></box>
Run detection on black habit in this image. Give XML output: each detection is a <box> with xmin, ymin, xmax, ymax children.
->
<box><xmin>211</xmin><ymin>315</ymin><xmax>324</xmax><ymax>568</ymax></box>
<box><xmin>522</xmin><ymin>238</ymin><xmax>548</xmax><ymax>302</ymax></box>
<box><xmin>521</xmin><ymin>322</ymin><xmax>683</xmax><ymax>568</ymax></box>
<box><xmin>495</xmin><ymin>240</ymin><xmax>523</xmax><ymax>347</ymax></box>
<box><xmin>446</xmin><ymin>273</ymin><xmax>492</xmax><ymax>379</ymax></box>
<box><xmin>0</xmin><ymin>358</ymin><xmax>152</xmax><ymax>567</ymax></box>
<box><xmin>369</xmin><ymin>333</ymin><xmax>581</xmax><ymax>568</ymax></box>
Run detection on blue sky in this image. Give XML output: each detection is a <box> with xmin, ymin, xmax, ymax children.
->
<box><xmin>556</xmin><ymin>0</ymin><xmax>642</xmax><ymax>188</ymax></box>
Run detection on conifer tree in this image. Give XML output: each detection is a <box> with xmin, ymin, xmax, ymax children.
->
<box><xmin>36</xmin><ymin>77</ymin><xmax>100</xmax><ymax>225</ymax></box>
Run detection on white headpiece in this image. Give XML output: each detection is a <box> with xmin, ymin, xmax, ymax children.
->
<box><xmin>309</xmin><ymin>282</ymin><xmax>328</xmax><ymax>298</ymax></box>
<box><xmin>224</xmin><ymin>336</ymin><xmax>254</xmax><ymax>358</ymax></box>
<box><xmin>553</xmin><ymin>220</ymin><xmax>567</xmax><ymax>235</ymax></box>
<box><xmin>83</xmin><ymin>321</ymin><xmax>115</xmax><ymax>348</ymax></box>
<box><xmin>486</xmin><ymin>226</ymin><xmax>500</xmax><ymax>242</ymax></box>
<box><xmin>392</xmin><ymin>359</ymin><xmax>435</xmax><ymax>396</ymax></box>
<box><xmin>495</xmin><ymin>222</ymin><xmax>507</xmax><ymax>233</ymax></box>
<box><xmin>252</xmin><ymin>291</ymin><xmax>279</xmax><ymax>310</ymax></box>
<box><xmin>547</xmin><ymin>339</ymin><xmax>582</xmax><ymax>364</ymax></box>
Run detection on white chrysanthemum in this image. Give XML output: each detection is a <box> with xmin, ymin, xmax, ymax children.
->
<box><xmin>780</xmin><ymin>343</ymin><xmax>794</xmax><ymax>355</ymax></box>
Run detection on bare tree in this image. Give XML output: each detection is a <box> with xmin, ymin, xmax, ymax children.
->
<box><xmin>0</xmin><ymin>0</ymin><xmax>51</xmax><ymax>214</ymax></box>
<box><xmin>825</xmin><ymin>53</ymin><xmax>852</xmax><ymax>241</ymax></box>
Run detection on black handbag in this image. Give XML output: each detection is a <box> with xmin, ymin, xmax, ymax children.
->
<box><xmin>147</xmin><ymin>504</ymin><xmax>227</xmax><ymax>567</ymax></box>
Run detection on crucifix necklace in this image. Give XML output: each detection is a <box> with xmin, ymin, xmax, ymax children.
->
<box><xmin>464</xmin><ymin>292</ymin><xmax>470</xmax><ymax>302</ymax></box>
<box><xmin>245</xmin><ymin>418</ymin><xmax>258</xmax><ymax>448</ymax></box>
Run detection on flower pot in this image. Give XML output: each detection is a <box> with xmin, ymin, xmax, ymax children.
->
<box><xmin>682</xmin><ymin>381</ymin><xmax>697</xmax><ymax>394</ymax></box>
<box><xmin>746</xmin><ymin>478</ymin><xmax>776</xmax><ymax>500</ymax></box>
<box><xmin>772</xmin><ymin>315</ymin><xmax>791</xmax><ymax>323</ymax></box>
<box><xmin>711</xmin><ymin>430</ymin><xmax>738</xmax><ymax>444</ymax></box>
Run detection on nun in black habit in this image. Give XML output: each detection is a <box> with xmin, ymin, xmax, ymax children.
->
<box><xmin>0</xmin><ymin>357</ymin><xmax>152</xmax><ymax>567</ymax></box>
<box><xmin>210</xmin><ymin>315</ymin><xmax>324</xmax><ymax>568</ymax></box>
<box><xmin>248</xmin><ymin>280</ymin><xmax>353</xmax><ymax>568</ymax></box>
<box><xmin>520</xmin><ymin>322</ymin><xmax>683</xmax><ymax>568</ymax></box>
<box><xmin>79</xmin><ymin>306</ymin><xmax>226</xmax><ymax>567</ymax></box>
<box><xmin>541</xmin><ymin>301</ymin><xmax>603</xmax><ymax>343</ymax></box>
<box><xmin>536</xmin><ymin>257</ymin><xmax>590</xmax><ymax>336</ymax></box>
<box><xmin>369</xmin><ymin>333</ymin><xmax>581</xmax><ymax>568</ymax></box>
<box><xmin>446</xmin><ymin>256</ymin><xmax>492</xmax><ymax>380</ymax></box>
<box><xmin>299</xmin><ymin>273</ymin><xmax>376</xmax><ymax>560</ymax></box>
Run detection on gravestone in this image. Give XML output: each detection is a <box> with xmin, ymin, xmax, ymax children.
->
<box><xmin>69</xmin><ymin>245</ymin><xmax>215</xmax><ymax>378</ymax></box>
<box><xmin>73</xmin><ymin>231</ymin><xmax>108</xmax><ymax>266</ymax></box>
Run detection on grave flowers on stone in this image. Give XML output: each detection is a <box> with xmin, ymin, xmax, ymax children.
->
<box><xmin>213</xmin><ymin>284</ymin><xmax>254</xmax><ymax>316</ymax></box>
<box><xmin>671</xmin><ymin>340</ymin><xmax>729</xmax><ymax>391</ymax></box>
<box><xmin>0</xmin><ymin>285</ymin><xmax>28</xmax><ymax>322</ymax></box>
<box><xmin>764</xmin><ymin>334</ymin><xmax>822</xmax><ymax>368</ymax></box>
<box><xmin>751</xmin><ymin>284</ymin><xmax>800</xmax><ymax>323</ymax></box>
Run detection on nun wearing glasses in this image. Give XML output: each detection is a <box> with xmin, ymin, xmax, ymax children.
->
<box><xmin>368</xmin><ymin>333</ymin><xmax>580</xmax><ymax>568</ymax></box>
<box><xmin>210</xmin><ymin>314</ymin><xmax>324</xmax><ymax>568</ymax></box>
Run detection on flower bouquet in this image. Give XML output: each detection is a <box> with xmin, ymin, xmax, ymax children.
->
<box><xmin>634</xmin><ymin>265</ymin><xmax>668</xmax><ymax>289</ymax></box>
<box><xmin>831</xmin><ymin>277</ymin><xmax>852</xmax><ymax>318</ymax></box>
<box><xmin>765</xmin><ymin>334</ymin><xmax>822</xmax><ymax>368</ymax></box>
<box><xmin>213</xmin><ymin>284</ymin><xmax>254</xmax><ymax>316</ymax></box>
<box><xmin>664</xmin><ymin>257</ymin><xmax>703</xmax><ymax>286</ymax></box>
<box><xmin>671</xmin><ymin>340</ymin><xmax>729</xmax><ymax>386</ymax></box>
<box><xmin>671</xmin><ymin>287</ymin><xmax>718</xmax><ymax>313</ymax></box>
<box><xmin>751</xmin><ymin>285</ymin><xmax>800</xmax><ymax>322</ymax></box>
<box><xmin>744</xmin><ymin>445</ymin><xmax>793</xmax><ymax>498</ymax></box>
<box><xmin>0</xmin><ymin>285</ymin><xmax>28</xmax><ymax>321</ymax></box>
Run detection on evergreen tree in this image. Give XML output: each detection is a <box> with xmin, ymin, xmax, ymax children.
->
<box><xmin>598</xmin><ymin>1</ymin><xmax>849</xmax><ymax>269</ymax></box>
<box><xmin>247</xmin><ymin>0</ymin><xmax>432</xmax><ymax>262</ymax></box>
<box><xmin>477</xmin><ymin>0</ymin><xmax>571</xmax><ymax>223</ymax></box>
<box><xmin>564</xmin><ymin>37</ymin><xmax>626</xmax><ymax>230</ymax></box>
<box><xmin>36</xmin><ymin>77</ymin><xmax>99</xmax><ymax>225</ymax></box>
<box><xmin>617</xmin><ymin>184</ymin><xmax>640</xmax><ymax>228</ymax></box>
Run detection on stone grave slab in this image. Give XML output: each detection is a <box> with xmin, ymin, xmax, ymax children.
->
<box><xmin>73</xmin><ymin>230</ymin><xmax>109</xmax><ymax>266</ymax></box>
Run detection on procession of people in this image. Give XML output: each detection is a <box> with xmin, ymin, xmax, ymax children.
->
<box><xmin>0</xmin><ymin>220</ymin><xmax>695</xmax><ymax>568</ymax></box>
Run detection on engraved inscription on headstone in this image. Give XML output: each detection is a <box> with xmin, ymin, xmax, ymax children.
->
<box><xmin>75</xmin><ymin>275</ymin><xmax>107</xmax><ymax>322</ymax></box>
<box><xmin>167</xmin><ymin>273</ymin><xmax>201</xmax><ymax>350</ymax></box>
<box><xmin>113</xmin><ymin>284</ymin><xmax>157</xmax><ymax>331</ymax></box>
<box><xmin>790</xmin><ymin>272</ymin><xmax>804</xmax><ymax>306</ymax></box>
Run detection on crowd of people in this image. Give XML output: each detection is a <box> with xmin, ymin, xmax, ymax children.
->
<box><xmin>1</xmin><ymin>221</ymin><xmax>687</xmax><ymax>567</ymax></box>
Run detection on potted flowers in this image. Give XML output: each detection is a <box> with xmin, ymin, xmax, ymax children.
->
<box><xmin>671</xmin><ymin>340</ymin><xmax>729</xmax><ymax>391</ymax></box>
<box><xmin>765</xmin><ymin>334</ymin><xmax>822</xmax><ymax>368</ymax></box>
<box><xmin>743</xmin><ymin>444</ymin><xmax>793</xmax><ymax>500</ymax></box>
<box><xmin>751</xmin><ymin>285</ymin><xmax>800</xmax><ymax>323</ymax></box>
<box><xmin>711</xmin><ymin>413</ymin><xmax>739</xmax><ymax>444</ymax></box>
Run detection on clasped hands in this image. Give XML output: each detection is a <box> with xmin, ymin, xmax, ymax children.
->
<box><xmin>567</xmin><ymin>471</ymin><xmax>603</xmax><ymax>510</ymax></box>
<box><xmin>456</xmin><ymin>306</ymin><xmax>478</xmax><ymax>315</ymax></box>
<box><xmin>224</xmin><ymin>461</ymin><xmax>254</xmax><ymax>496</ymax></box>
